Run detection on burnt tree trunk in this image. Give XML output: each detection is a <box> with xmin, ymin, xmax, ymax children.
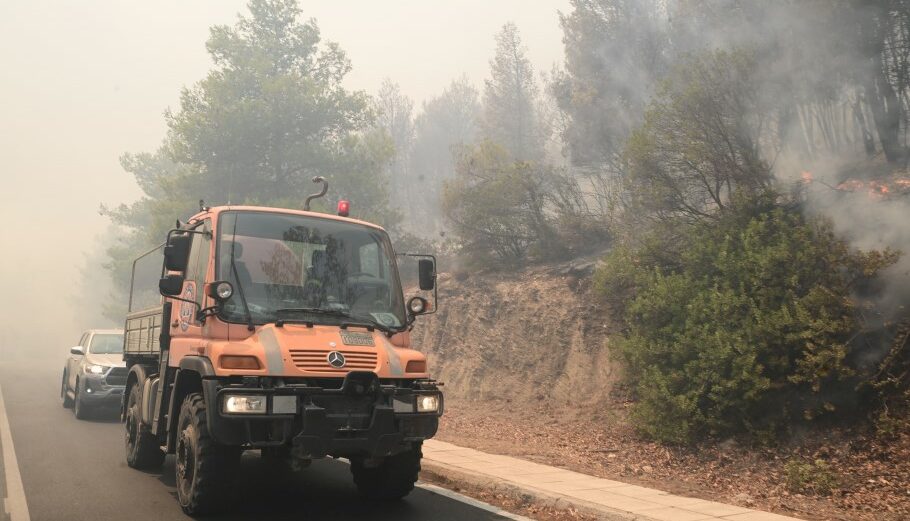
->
<box><xmin>867</xmin><ymin>55</ymin><xmax>904</xmax><ymax>163</ymax></box>
<box><xmin>862</xmin><ymin>0</ymin><xmax>907</xmax><ymax>164</ymax></box>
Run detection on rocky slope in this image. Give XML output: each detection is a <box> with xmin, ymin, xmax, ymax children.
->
<box><xmin>410</xmin><ymin>257</ymin><xmax>619</xmax><ymax>412</ymax></box>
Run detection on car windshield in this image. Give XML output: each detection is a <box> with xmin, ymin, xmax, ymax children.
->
<box><xmin>90</xmin><ymin>334</ymin><xmax>124</xmax><ymax>354</ymax></box>
<box><xmin>217</xmin><ymin>211</ymin><xmax>406</xmax><ymax>329</ymax></box>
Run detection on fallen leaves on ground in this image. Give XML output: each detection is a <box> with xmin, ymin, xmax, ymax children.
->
<box><xmin>437</xmin><ymin>400</ymin><xmax>910</xmax><ymax>521</ymax></box>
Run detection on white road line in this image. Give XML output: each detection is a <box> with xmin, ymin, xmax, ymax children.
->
<box><xmin>0</xmin><ymin>385</ymin><xmax>30</xmax><ymax>521</ymax></box>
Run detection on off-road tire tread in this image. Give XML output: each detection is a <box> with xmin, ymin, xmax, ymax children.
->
<box><xmin>125</xmin><ymin>385</ymin><xmax>165</xmax><ymax>469</ymax></box>
<box><xmin>351</xmin><ymin>442</ymin><xmax>422</xmax><ymax>500</ymax></box>
<box><xmin>176</xmin><ymin>393</ymin><xmax>239</xmax><ymax>515</ymax></box>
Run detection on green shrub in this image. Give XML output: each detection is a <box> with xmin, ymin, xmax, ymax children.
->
<box><xmin>784</xmin><ymin>458</ymin><xmax>839</xmax><ymax>495</ymax></box>
<box><xmin>597</xmin><ymin>198</ymin><xmax>897</xmax><ymax>443</ymax></box>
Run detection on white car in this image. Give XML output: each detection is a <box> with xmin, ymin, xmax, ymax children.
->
<box><xmin>61</xmin><ymin>329</ymin><xmax>127</xmax><ymax>419</ymax></box>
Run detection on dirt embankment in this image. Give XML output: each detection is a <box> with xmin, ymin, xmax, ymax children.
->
<box><xmin>410</xmin><ymin>258</ymin><xmax>618</xmax><ymax>412</ymax></box>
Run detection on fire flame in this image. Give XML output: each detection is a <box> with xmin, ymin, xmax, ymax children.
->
<box><xmin>834</xmin><ymin>177</ymin><xmax>910</xmax><ymax>199</ymax></box>
<box><xmin>836</xmin><ymin>179</ymin><xmax>865</xmax><ymax>191</ymax></box>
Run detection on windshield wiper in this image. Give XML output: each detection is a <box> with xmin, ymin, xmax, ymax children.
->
<box><xmin>274</xmin><ymin>308</ymin><xmax>397</xmax><ymax>335</ymax></box>
<box><xmin>229</xmin><ymin>218</ymin><xmax>255</xmax><ymax>331</ymax></box>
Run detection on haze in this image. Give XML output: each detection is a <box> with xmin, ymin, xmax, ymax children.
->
<box><xmin>0</xmin><ymin>1</ymin><xmax>568</xmax><ymax>355</ymax></box>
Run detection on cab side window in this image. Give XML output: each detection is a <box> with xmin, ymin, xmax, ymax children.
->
<box><xmin>184</xmin><ymin>220</ymin><xmax>212</xmax><ymax>315</ymax></box>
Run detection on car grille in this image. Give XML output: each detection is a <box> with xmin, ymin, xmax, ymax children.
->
<box><xmin>105</xmin><ymin>367</ymin><xmax>128</xmax><ymax>386</ymax></box>
<box><xmin>288</xmin><ymin>349</ymin><xmax>378</xmax><ymax>373</ymax></box>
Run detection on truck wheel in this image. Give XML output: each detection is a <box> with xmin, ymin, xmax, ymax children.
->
<box><xmin>61</xmin><ymin>372</ymin><xmax>73</xmax><ymax>408</ymax></box>
<box><xmin>351</xmin><ymin>442</ymin><xmax>422</xmax><ymax>500</ymax></box>
<box><xmin>73</xmin><ymin>380</ymin><xmax>92</xmax><ymax>420</ymax></box>
<box><xmin>175</xmin><ymin>393</ymin><xmax>240</xmax><ymax>515</ymax></box>
<box><xmin>125</xmin><ymin>384</ymin><xmax>165</xmax><ymax>469</ymax></box>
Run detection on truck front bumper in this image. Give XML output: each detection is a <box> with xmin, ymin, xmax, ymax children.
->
<box><xmin>202</xmin><ymin>371</ymin><xmax>442</xmax><ymax>459</ymax></box>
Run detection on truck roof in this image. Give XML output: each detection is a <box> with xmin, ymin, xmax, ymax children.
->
<box><xmin>84</xmin><ymin>328</ymin><xmax>124</xmax><ymax>335</ymax></box>
<box><xmin>187</xmin><ymin>205</ymin><xmax>387</xmax><ymax>232</ymax></box>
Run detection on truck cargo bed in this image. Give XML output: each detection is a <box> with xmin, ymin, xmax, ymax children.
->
<box><xmin>124</xmin><ymin>307</ymin><xmax>163</xmax><ymax>356</ymax></box>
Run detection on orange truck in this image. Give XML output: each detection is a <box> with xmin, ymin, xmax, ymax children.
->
<box><xmin>121</xmin><ymin>178</ymin><xmax>442</xmax><ymax>515</ymax></box>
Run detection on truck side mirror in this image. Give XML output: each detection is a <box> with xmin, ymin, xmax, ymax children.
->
<box><xmin>163</xmin><ymin>233</ymin><xmax>192</xmax><ymax>272</ymax></box>
<box><xmin>159</xmin><ymin>274</ymin><xmax>185</xmax><ymax>296</ymax></box>
<box><xmin>418</xmin><ymin>259</ymin><xmax>436</xmax><ymax>291</ymax></box>
<box><xmin>70</xmin><ymin>346</ymin><xmax>84</xmax><ymax>356</ymax></box>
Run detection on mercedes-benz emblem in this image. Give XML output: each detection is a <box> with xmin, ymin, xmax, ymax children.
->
<box><xmin>327</xmin><ymin>351</ymin><xmax>346</xmax><ymax>368</ymax></box>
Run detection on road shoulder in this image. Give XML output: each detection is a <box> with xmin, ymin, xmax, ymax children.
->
<box><xmin>0</xmin><ymin>385</ymin><xmax>30</xmax><ymax>521</ymax></box>
<box><xmin>422</xmin><ymin>439</ymin><xmax>802</xmax><ymax>521</ymax></box>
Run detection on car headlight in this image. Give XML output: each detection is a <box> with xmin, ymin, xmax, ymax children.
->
<box><xmin>416</xmin><ymin>394</ymin><xmax>440</xmax><ymax>413</ymax></box>
<box><xmin>223</xmin><ymin>394</ymin><xmax>266</xmax><ymax>414</ymax></box>
<box><xmin>86</xmin><ymin>364</ymin><xmax>106</xmax><ymax>375</ymax></box>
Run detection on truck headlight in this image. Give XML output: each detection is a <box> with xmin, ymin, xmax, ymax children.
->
<box><xmin>223</xmin><ymin>394</ymin><xmax>266</xmax><ymax>414</ymax></box>
<box><xmin>86</xmin><ymin>364</ymin><xmax>106</xmax><ymax>375</ymax></box>
<box><xmin>416</xmin><ymin>395</ymin><xmax>439</xmax><ymax>413</ymax></box>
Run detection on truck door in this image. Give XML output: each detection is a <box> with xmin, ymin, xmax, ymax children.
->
<box><xmin>168</xmin><ymin>220</ymin><xmax>212</xmax><ymax>367</ymax></box>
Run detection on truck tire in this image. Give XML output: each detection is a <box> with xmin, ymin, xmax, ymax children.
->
<box><xmin>61</xmin><ymin>372</ymin><xmax>73</xmax><ymax>408</ymax></box>
<box><xmin>73</xmin><ymin>380</ymin><xmax>92</xmax><ymax>420</ymax></box>
<box><xmin>125</xmin><ymin>384</ymin><xmax>165</xmax><ymax>469</ymax></box>
<box><xmin>350</xmin><ymin>442</ymin><xmax>422</xmax><ymax>500</ymax></box>
<box><xmin>175</xmin><ymin>393</ymin><xmax>240</xmax><ymax>515</ymax></box>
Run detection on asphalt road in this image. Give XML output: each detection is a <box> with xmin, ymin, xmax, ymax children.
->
<box><xmin>0</xmin><ymin>359</ymin><xmax>512</xmax><ymax>521</ymax></box>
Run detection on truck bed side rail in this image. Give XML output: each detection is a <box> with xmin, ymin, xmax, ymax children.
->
<box><xmin>124</xmin><ymin>307</ymin><xmax>163</xmax><ymax>356</ymax></box>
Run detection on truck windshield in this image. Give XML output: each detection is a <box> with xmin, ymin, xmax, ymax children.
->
<box><xmin>90</xmin><ymin>334</ymin><xmax>124</xmax><ymax>354</ymax></box>
<box><xmin>216</xmin><ymin>211</ymin><xmax>406</xmax><ymax>329</ymax></box>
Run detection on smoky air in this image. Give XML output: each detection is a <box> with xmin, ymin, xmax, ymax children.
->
<box><xmin>2</xmin><ymin>1</ymin><xmax>910</xmax><ymax>520</ymax></box>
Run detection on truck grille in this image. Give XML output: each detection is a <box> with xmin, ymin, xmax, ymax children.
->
<box><xmin>105</xmin><ymin>367</ymin><xmax>128</xmax><ymax>386</ymax></box>
<box><xmin>288</xmin><ymin>349</ymin><xmax>378</xmax><ymax>373</ymax></box>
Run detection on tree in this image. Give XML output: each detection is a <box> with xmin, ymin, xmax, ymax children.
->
<box><xmin>624</xmin><ymin>50</ymin><xmax>774</xmax><ymax>225</ymax></box>
<box><xmin>105</xmin><ymin>0</ymin><xmax>395</xmax><ymax>307</ymax></box>
<box><xmin>164</xmin><ymin>0</ymin><xmax>393</xmax><ymax>221</ymax></box>
<box><xmin>858</xmin><ymin>0</ymin><xmax>910</xmax><ymax>163</ymax></box>
<box><xmin>553</xmin><ymin>0</ymin><xmax>668</xmax><ymax>169</ymax></box>
<box><xmin>408</xmin><ymin>76</ymin><xmax>482</xmax><ymax>235</ymax></box>
<box><xmin>482</xmin><ymin>23</ymin><xmax>542</xmax><ymax>162</ymax></box>
<box><xmin>442</xmin><ymin>142</ymin><xmax>585</xmax><ymax>266</ymax></box>
<box><xmin>670</xmin><ymin>0</ymin><xmax>910</xmax><ymax>164</ymax></box>
<box><xmin>374</xmin><ymin>79</ymin><xmax>414</xmax><ymax>216</ymax></box>
<box><xmin>550</xmin><ymin>0</ymin><xmax>669</xmax><ymax>222</ymax></box>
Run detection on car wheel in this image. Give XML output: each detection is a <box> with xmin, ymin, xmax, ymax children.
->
<box><xmin>73</xmin><ymin>379</ymin><xmax>92</xmax><ymax>420</ymax></box>
<box><xmin>175</xmin><ymin>393</ymin><xmax>240</xmax><ymax>515</ymax></box>
<box><xmin>125</xmin><ymin>384</ymin><xmax>165</xmax><ymax>469</ymax></box>
<box><xmin>61</xmin><ymin>371</ymin><xmax>73</xmax><ymax>408</ymax></box>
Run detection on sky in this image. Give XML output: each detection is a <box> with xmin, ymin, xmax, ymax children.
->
<box><xmin>0</xmin><ymin>0</ymin><xmax>570</xmax><ymax>353</ymax></box>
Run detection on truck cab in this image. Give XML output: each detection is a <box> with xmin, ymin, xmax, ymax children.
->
<box><xmin>122</xmin><ymin>193</ymin><xmax>441</xmax><ymax>515</ymax></box>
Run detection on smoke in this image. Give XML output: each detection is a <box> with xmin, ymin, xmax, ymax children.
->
<box><xmin>663</xmin><ymin>1</ymin><xmax>910</xmax><ymax>324</ymax></box>
<box><xmin>801</xmin><ymin>165</ymin><xmax>910</xmax><ymax>319</ymax></box>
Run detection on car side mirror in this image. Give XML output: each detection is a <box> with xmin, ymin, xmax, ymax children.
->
<box><xmin>418</xmin><ymin>259</ymin><xmax>436</xmax><ymax>291</ymax></box>
<box><xmin>163</xmin><ymin>233</ymin><xmax>192</xmax><ymax>272</ymax></box>
<box><xmin>159</xmin><ymin>274</ymin><xmax>185</xmax><ymax>296</ymax></box>
<box><xmin>70</xmin><ymin>346</ymin><xmax>84</xmax><ymax>356</ymax></box>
